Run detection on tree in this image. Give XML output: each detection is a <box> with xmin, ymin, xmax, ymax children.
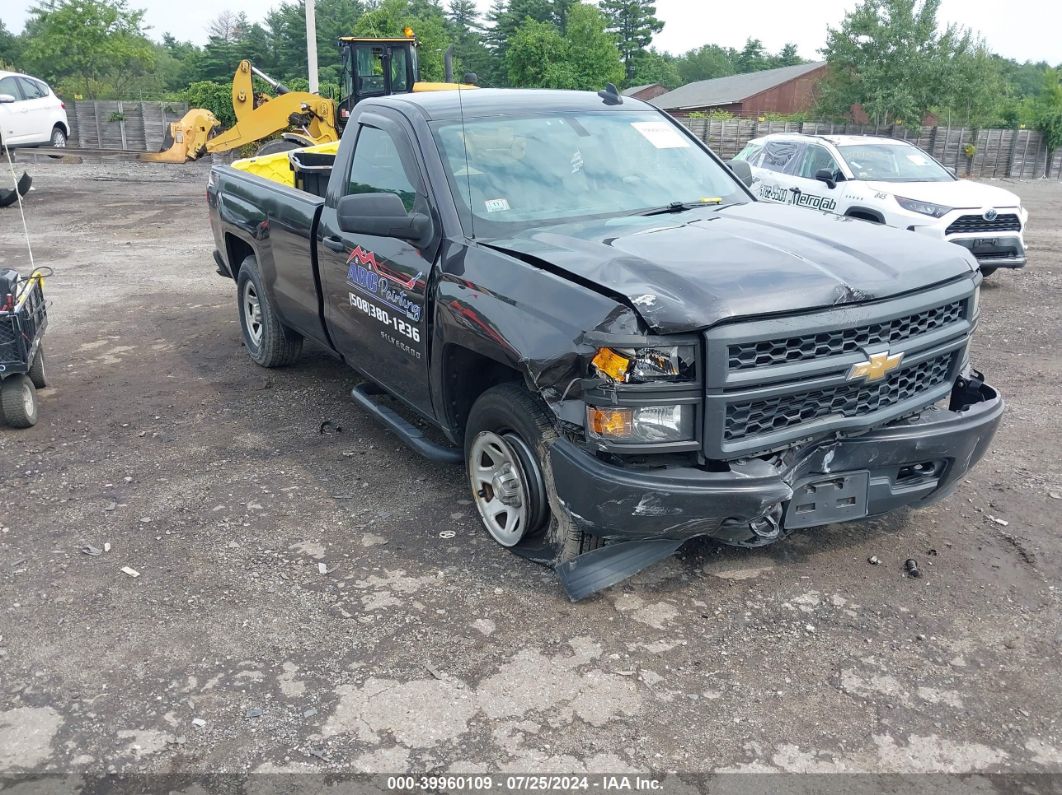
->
<box><xmin>505</xmin><ymin>2</ymin><xmax>621</xmax><ymax>90</ymax></box>
<box><xmin>734</xmin><ymin>38</ymin><xmax>768</xmax><ymax>73</ymax></box>
<box><xmin>629</xmin><ymin>47</ymin><xmax>680</xmax><ymax>89</ymax></box>
<box><xmin>21</xmin><ymin>0</ymin><xmax>156</xmax><ymax>98</ymax></box>
<box><xmin>599</xmin><ymin>0</ymin><xmax>663</xmax><ymax>83</ymax></box>
<box><xmin>0</xmin><ymin>20</ymin><xmax>24</xmax><ymax>69</ymax></box>
<box><xmin>1032</xmin><ymin>68</ymin><xmax>1062</xmax><ymax>174</ymax></box>
<box><xmin>817</xmin><ymin>0</ymin><xmax>980</xmax><ymax>125</ymax></box>
<box><xmin>352</xmin><ymin>0</ymin><xmax>452</xmax><ymax>82</ymax></box>
<box><xmin>773</xmin><ymin>43</ymin><xmax>802</xmax><ymax>67</ymax></box>
<box><xmin>674</xmin><ymin>44</ymin><xmax>735</xmax><ymax>84</ymax></box>
<box><xmin>446</xmin><ymin>0</ymin><xmax>497</xmax><ymax>85</ymax></box>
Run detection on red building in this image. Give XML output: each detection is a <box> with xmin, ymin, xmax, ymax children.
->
<box><xmin>651</xmin><ymin>62</ymin><xmax>827</xmax><ymax>117</ymax></box>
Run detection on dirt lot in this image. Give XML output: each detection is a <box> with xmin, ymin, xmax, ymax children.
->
<box><xmin>1</xmin><ymin>159</ymin><xmax>1061</xmax><ymax>779</ymax></box>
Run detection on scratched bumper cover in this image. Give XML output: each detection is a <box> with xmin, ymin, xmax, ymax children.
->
<box><xmin>549</xmin><ymin>382</ymin><xmax>1003</xmax><ymax>542</ymax></box>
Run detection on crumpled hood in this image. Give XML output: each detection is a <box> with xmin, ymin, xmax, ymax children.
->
<box><xmin>866</xmin><ymin>179</ymin><xmax>1022</xmax><ymax>210</ymax></box>
<box><xmin>487</xmin><ymin>202</ymin><xmax>977</xmax><ymax>333</ymax></box>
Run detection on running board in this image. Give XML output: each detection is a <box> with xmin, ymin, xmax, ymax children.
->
<box><xmin>556</xmin><ymin>538</ymin><xmax>685</xmax><ymax>601</ymax></box>
<box><xmin>351</xmin><ymin>382</ymin><xmax>463</xmax><ymax>464</ymax></box>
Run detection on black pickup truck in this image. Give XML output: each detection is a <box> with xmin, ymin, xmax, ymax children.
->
<box><xmin>207</xmin><ymin>88</ymin><xmax>1003</xmax><ymax>598</ymax></box>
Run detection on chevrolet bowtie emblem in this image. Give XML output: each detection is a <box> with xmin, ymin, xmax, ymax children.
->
<box><xmin>848</xmin><ymin>351</ymin><xmax>904</xmax><ymax>382</ymax></box>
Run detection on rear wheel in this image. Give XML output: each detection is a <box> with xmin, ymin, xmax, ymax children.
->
<box><xmin>236</xmin><ymin>256</ymin><xmax>302</xmax><ymax>367</ymax></box>
<box><xmin>50</xmin><ymin>126</ymin><xmax>67</xmax><ymax>148</ymax></box>
<box><xmin>28</xmin><ymin>344</ymin><xmax>47</xmax><ymax>388</ymax></box>
<box><xmin>465</xmin><ymin>383</ymin><xmax>601</xmax><ymax>563</ymax></box>
<box><xmin>0</xmin><ymin>374</ymin><xmax>39</xmax><ymax>428</ymax></box>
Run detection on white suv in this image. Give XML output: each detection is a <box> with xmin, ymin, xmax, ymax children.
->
<box><xmin>733</xmin><ymin>133</ymin><xmax>1028</xmax><ymax>276</ymax></box>
<box><xmin>0</xmin><ymin>70</ymin><xmax>70</xmax><ymax>150</ymax></box>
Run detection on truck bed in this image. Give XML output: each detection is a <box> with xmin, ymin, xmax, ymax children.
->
<box><xmin>211</xmin><ymin>165</ymin><xmax>331</xmax><ymax>348</ymax></box>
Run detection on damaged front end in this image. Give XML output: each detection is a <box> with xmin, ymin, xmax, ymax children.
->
<box><xmin>544</xmin><ymin>276</ymin><xmax>1003</xmax><ymax>598</ymax></box>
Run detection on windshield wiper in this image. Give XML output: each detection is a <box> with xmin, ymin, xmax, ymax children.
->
<box><xmin>632</xmin><ymin>196</ymin><xmax>726</xmax><ymax>212</ymax></box>
<box><xmin>634</xmin><ymin>200</ymin><xmax>732</xmax><ymax>217</ymax></box>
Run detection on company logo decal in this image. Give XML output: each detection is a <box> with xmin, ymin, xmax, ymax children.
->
<box><xmin>983</xmin><ymin>208</ymin><xmax>998</xmax><ymax>222</ymax></box>
<box><xmin>345</xmin><ymin>245</ymin><xmax>422</xmax><ymax>322</ymax></box>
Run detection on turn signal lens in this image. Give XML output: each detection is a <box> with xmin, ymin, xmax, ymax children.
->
<box><xmin>588</xmin><ymin>407</ymin><xmax>634</xmax><ymax>438</ymax></box>
<box><xmin>591</xmin><ymin>348</ymin><xmax>632</xmax><ymax>383</ymax></box>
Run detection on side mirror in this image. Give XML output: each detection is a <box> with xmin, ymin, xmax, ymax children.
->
<box><xmin>0</xmin><ymin>94</ymin><xmax>17</xmax><ymax>104</ymax></box>
<box><xmin>814</xmin><ymin>169</ymin><xmax>837</xmax><ymax>189</ymax></box>
<box><xmin>337</xmin><ymin>192</ymin><xmax>432</xmax><ymax>243</ymax></box>
<box><xmin>726</xmin><ymin>159</ymin><xmax>754</xmax><ymax>187</ymax></box>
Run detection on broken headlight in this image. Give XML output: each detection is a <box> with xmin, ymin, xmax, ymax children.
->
<box><xmin>591</xmin><ymin>345</ymin><xmax>695</xmax><ymax>384</ymax></box>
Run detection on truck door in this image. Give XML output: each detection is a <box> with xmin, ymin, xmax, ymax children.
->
<box><xmin>317</xmin><ymin>114</ymin><xmax>436</xmax><ymax>414</ymax></box>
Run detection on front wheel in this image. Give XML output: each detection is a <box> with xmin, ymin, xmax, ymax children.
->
<box><xmin>254</xmin><ymin>139</ymin><xmax>301</xmax><ymax>157</ymax></box>
<box><xmin>236</xmin><ymin>256</ymin><xmax>302</xmax><ymax>367</ymax></box>
<box><xmin>465</xmin><ymin>383</ymin><xmax>600</xmax><ymax>562</ymax></box>
<box><xmin>0</xmin><ymin>374</ymin><xmax>39</xmax><ymax>428</ymax></box>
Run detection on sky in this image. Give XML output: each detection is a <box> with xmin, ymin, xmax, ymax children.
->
<box><xmin>3</xmin><ymin>0</ymin><xmax>1060</xmax><ymax>64</ymax></box>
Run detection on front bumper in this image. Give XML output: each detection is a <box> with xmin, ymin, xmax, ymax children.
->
<box><xmin>909</xmin><ymin>213</ymin><xmax>1027</xmax><ymax>269</ymax></box>
<box><xmin>550</xmin><ymin>376</ymin><xmax>1003</xmax><ymax>544</ymax></box>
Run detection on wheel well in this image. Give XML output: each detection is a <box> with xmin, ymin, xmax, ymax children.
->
<box><xmin>441</xmin><ymin>345</ymin><xmax>523</xmax><ymax>440</ymax></box>
<box><xmin>53</xmin><ymin>121</ymin><xmax>68</xmax><ymax>135</ymax></box>
<box><xmin>224</xmin><ymin>234</ymin><xmax>255</xmax><ymax>278</ymax></box>
<box><xmin>845</xmin><ymin>208</ymin><xmax>885</xmax><ymax>224</ymax></box>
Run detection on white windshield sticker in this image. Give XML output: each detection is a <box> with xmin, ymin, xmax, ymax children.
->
<box><xmin>484</xmin><ymin>198</ymin><xmax>510</xmax><ymax>213</ymax></box>
<box><xmin>906</xmin><ymin>154</ymin><xmax>928</xmax><ymax>165</ymax></box>
<box><xmin>631</xmin><ymin>121</ymin><xmax>690</xmax><ymax>149</ymax></box>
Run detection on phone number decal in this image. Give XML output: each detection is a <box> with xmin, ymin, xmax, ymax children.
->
<box><xmin>350</xmin><ymin>293</ymin><xmax>421</xmax><ymax>343</ymax></box>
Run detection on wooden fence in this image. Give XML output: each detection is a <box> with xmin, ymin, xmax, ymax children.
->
<box><xmin>674</xmin><ymin>117</ymin><xmax>1062</xmax><ymax>181</ymax></box>
<box><xmin>66</xmin><ymin>100</ymin><xmax>188</xmax><ymax>151</ymax></box>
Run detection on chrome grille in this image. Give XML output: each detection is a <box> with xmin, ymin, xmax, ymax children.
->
<box><xmin>728</xmin><ymin>301</ymin><xmax>963</xmax><ymax>370</ymax></box>
<box><xmin>945</xmin><ymin>214</ymin><xmax>1021</xmax><ymax>235</ymax></box>
<box><xmin>725</xmin><ymin>354</ymin><xmax>954</xmax><ymax>441</ymax></box>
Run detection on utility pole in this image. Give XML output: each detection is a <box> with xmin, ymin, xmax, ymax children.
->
<box><xmin>305</xmin><ymin>0</ymin><xmax>319</xmax><ymax>93</ymax></box>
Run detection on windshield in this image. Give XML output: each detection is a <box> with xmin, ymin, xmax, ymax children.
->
<box><xmin>838</xmin><ymin>143</ymin><xmax>954</xmax><ymax>182</ymax></box>
<box><xmin>431</xmin><ymin>111</ymin><xmax>747</xmax><ymax>237</ymax></box>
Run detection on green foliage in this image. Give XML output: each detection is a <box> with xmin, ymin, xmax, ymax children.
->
<box><xmin>629</xmin><ymin>48</ymin><xmax>680</xmax><ymax>90</ymax></box>
<box><xmin>352</xmin><ymin>0</ymin><xmax>450</xmax><ymax>81</ymax></box>
<box><xmin>1032</xmin><ymin>68</ymin><xmax>1062</xmax><ymax>152</ymax></box>
<box><xmin>0</xmin><ymin>20</ymin><xmax>24</xmax><ymax>69</ymax></box>
<box><xmin>505</xmin><ymin>2</ymin><xmax>622</xmax><ymax>90</ymax></box>
<box><xmin>671</xmin><ymin>38</ymin><xmax>804</xmax><ymax>86</ymax></box>
<box><xmin>21</xmin><ymin>0</ymin><xmax>156</xmax><ymax>98</ymax></box>
<box><xmin>817</xmin><ymin>0</ymin><xmax>1006</xmax><ymax>126</ymax></box>
<box><xmin>599</xmin><ymin>0</ymin><xmax>663</xmax><ymax>82</ymax></box>
<box><xmin>180</xmin><ymin>80</ymin><xmax>236</xmax><ymax>127</ymax></box>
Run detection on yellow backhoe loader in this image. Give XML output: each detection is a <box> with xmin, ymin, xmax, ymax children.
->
<box><xmin>144</xmin><ymin>32</ymin><xmax>472</xmax><ymax>164</ymax></box>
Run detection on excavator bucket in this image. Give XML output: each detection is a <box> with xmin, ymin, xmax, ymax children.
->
<box><xmin>139</xmin><ymin>108</ymin><xmax>222</xmax><ymax>163</ymax></box>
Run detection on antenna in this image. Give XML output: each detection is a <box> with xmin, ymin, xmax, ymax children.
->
<box><xmin>456</xmin><ymin>82</ymin><xmax>475</xmax><ymax>240</ymax></box>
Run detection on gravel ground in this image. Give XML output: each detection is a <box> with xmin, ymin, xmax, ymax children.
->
<box><xmin>1</xmin><ymin>160</ymin><xmax>1060</xmax><ymax>779</ymax></box>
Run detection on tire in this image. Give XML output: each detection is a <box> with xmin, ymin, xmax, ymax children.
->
<box><xmin>255</xmin><ymin>139</ymin><xmax>301</xmax><ymax>157</ymax></box>
<box><xmin>1</xmin><ymin>374</ymin><xmax>39</xmax><ymax>428</ymax></box>
<box><xmin>464</xmin><ymin>382</ymin><xmax>601</xmax><ymax>563</ymax></box>
<box><xmin>979</xmin><ymin>266</ymin><xmax>997</xmax><ymax>278</ymax></box>
<box><xmin>50</xmin><ymin>126</ymin><xmax>67</xmax><ymax>148</ymax></box>
<box><xmin>235</xmin><ymin>256</ymin><xmax>302</xmax><ymax>367</ymax></box>
<box><xmin>28</xmin><ymin>344</ymin><xmax>47</xmax><ymax>388</ymax></box>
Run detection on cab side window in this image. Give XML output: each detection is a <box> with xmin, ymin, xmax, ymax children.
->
<box><xmin>0</xmin><ymin>76</ymin><xmax>24</xmax><ymax>100</ymax></box>
<box><xmin>799</xmin><ymin>144</ymin><xmax>841</xmax><ymax>179</ymax></box>
<box><xmin>18</xmin><ymin>78</ymin><xmax>47</xmax><ymax>99</ymax></box>
<box><xmin>346</xmin><ymin>125</ymin><xmax>420</xmax><ymax>212</ymax></box>
<box><xmin>760</xmin><ymin>141</ymin><xmax>801</xmax><ymax>174</ymax></box>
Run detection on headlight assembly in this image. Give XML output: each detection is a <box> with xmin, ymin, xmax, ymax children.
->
<box><xmin>591</xmin><ymin>345</ymin><xmax>695</xmax><ymax>383</ymax></box>
<box><xmin>895</xmin><ymin>196</ymin><xmax>952</xmax><ymax>218</ymax></box>
<box><xmin>587</xmin><ymin>404</ymin><xmax>694</xmax><ymax>443</ymax></box>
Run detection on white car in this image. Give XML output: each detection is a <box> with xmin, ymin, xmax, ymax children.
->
<box><xmin>733</xmin><ymin>133</ymin><xmax>1028</xmax><ymax>276</ymax></box>
<box><xmin>0</xmin><ymin>70</ymin><xmax>70</xmax><ymax>150</ymax></box>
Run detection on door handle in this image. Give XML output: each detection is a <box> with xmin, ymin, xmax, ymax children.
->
<box><xmin>322</xmin><ymin>236</ymin><xmax>346</xmax><ymax>253</ymax></box>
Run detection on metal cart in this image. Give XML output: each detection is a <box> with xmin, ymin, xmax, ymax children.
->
<box><xmin>0</xmin><ymin>269</ymin><xmax>48</xmax><ymax>428</ymax></box>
